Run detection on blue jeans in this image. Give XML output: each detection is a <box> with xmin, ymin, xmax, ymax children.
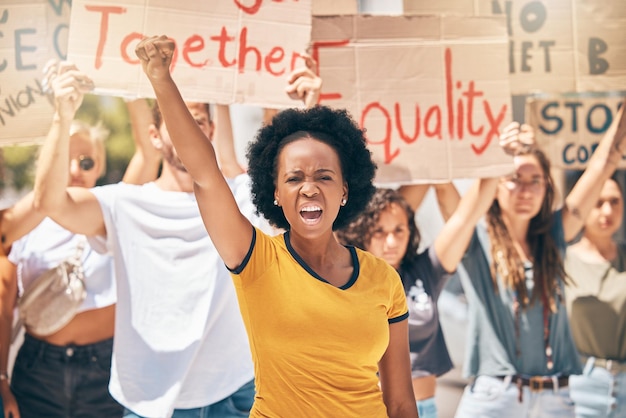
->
<box><xmin>569</xmin><ymin>357</ymin><xmax>626</xmax><ymax>418</ymax></box>
<box><xmin>123</xmin><ymin>379</ymin><xmax>255</xmax><ymax>418</ymax></box>
<box><xmin>417</xmin><ymin>396</ymin><xmax>438</xmax><ymax>418</ymax></box>
<box><xmin>454</xmin><ymin>375</ymin><xmax>574</xmax><ymax>418</ymax></box>
<box><xmin>10</xmin><ymin>333</ymin><xmax>123</xmax><ymax>418</ymax></box>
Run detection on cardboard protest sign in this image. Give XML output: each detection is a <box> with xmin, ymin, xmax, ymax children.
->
<box><xmin>526</xmin><ymin>95</ymin><xmax>626</xmax><ymax>170</ymax></box>
<box><xmin>402</xmin><ymin>0</ymin><xmax>626</xmax><ymax>95</ymax></box>
<box><xmin>575</xmin><ymin>0</ymin><xmax>626</xmax><ymax>93</ymax></box>
<box><xmin>312</xmin><ymin>14</ymin><xmax>514</xmax><ymax>183</ymax></box>
<box><xmin>66</xmin><ymin>0</ymin><xmax>311</xmax><ymax>107</ymax></box>
<box><xmin>0</xmin><ymin>0</ymin><xmax>71</xmax><ymax>146</ymax></box>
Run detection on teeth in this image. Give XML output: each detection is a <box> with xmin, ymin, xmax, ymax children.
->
<box><xmin>301</xmin><ymin>206</ymin><xmax>321</xmax><ymax>212</ymax></box>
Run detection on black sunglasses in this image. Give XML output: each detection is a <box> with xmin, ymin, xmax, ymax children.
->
<box><xmin>78</xmin><ymin>156</ymin><xmax>95</xmax><ymax>171</ymax></box>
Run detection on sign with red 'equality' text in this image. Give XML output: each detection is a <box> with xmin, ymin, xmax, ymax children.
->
<box><xmin>312</xmin><ymin>14</ymin><xmax>514</xmax><ymax>183</ymax></box>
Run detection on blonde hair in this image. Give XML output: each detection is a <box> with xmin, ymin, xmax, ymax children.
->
<box><xmin>69</xmin><ymin>120</ymin><xmax>109</xmax><ymax>177</ymax></box>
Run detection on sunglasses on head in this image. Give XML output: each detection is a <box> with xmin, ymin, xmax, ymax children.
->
<box><xmin>78</xmin><ymin>156</ymin><xmax>95</xmax><ymax>171</ymax></box>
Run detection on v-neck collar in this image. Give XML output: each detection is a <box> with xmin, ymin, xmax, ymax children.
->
<box><xmin>284</xmin><ymin>231</ymin><xmax>359</xmax><ymax>290</ymax></box>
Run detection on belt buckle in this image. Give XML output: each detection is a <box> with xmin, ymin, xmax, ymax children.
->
<box><xmin>529</xmin><ymin>376</ymin><xmax>544</xmax><ymax>392</ymax></box>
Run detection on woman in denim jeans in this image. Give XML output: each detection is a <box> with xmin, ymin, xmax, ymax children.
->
<box><xmin>0</xmin><ymin>63</ymin><xmax>159</xmax><ymax>418</ymax></box>
<box><xmin>565</xmin><ymin>175</ymin><xmax>626</xmax><ymax>418</ymax></box>
<box><xmin>453</xmin><ymin>107</ymin><xmax>626</xmax><ymax>418</ymax></box>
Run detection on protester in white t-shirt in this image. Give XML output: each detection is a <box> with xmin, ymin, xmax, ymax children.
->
<box><xmin>31</xmin><ymin>62</ymin><xmax>320</xmax><ymax>417</ymax></box>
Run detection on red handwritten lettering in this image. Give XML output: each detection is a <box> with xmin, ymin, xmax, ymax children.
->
<box><xmin>445</xmin><ymin>48</ymin><xmax>454</xmax><ymax>138</ymax></box>
<box><xmin>121</xmin><ymin>32</ymin><xmax>143</xmax><ymax>65</ymax></box>
<box><xmin>311</xmin><ymin>40</ymin><xmax>350</xmax><ymax>103</ymax></box>
<box><xmin>265</xmin><ymin>47</ymin><xmax>285</xmax><ymax>76</ymax></box>
<box><xmin>183</xmin><ymin>35</ymin><xmax>208</xmax><ymax>68</ymax></box>
<box><xmin>457</xmin><ymin>81</ymin><xmax>464</xmax><ymax>139</ymax></box>
<box><xmin>352</xmin><ymin>47</ymin><xmax>507</xmax><ymax>163</ymax></box>
<box><xmin>210</xmin><ymin>27</ymin><xmax>236</xmax><ymax>67</ymax></box>
<box><xmin>238</xmin><ymin>27</ymin><xmax>261</xmax><ymax>73</ymax></box>
<box><xmin>475</xmin><ymin>101</ymin><xmax>507</xmax><ymax>154</ymax></box>
<box><xmin>85</xmin><ymin>5</ymin><xmax>126</xmax><ymax>69</ymax></box>
<box><xmin>395</xmin><ymin>103</ymin><xmax>420</xmax><ymax>144</ymax></box>
<box><xmin>464</xmin><ymin>81</ymin><xmax>484</xmax><ymax>136</ymax></box>
<box><xmin>233</xmin><ymin>0</ymin><xmax>262</xmax><ymax>14</ymax></box>
<box><xmin>424</xmin><ymin>106</ymin><xmax>442</xmax><ymax>139</ymax></box>
<box><xmin>361</xmin><ymin>102</ymin><xmax>398</xmax><ymax>163</ymax></box>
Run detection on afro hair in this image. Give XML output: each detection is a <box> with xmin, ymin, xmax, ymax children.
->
<box><xmin>246</xmin><ymin>105</ymin><xmax>377</xmax><ymax>231</ymax></box>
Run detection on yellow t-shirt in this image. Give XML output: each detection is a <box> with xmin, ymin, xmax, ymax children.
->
<box><xmin>230</xmin><ymin>228</ymin><xmax>408</xmax><ymax>417</ymax></box>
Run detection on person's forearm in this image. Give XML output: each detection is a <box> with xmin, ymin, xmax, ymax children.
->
<box><xmin>2</xmin><ymin>194</ymin><xmax>44</xmax><ymax>252</ymax></box>
<box><xmin>398</xmin><ymin>184</ymin><xmax>430</xmax><ymax>212</ymax></box>
<box><xmin>214</xmin><ymin>104</ymin><xmax>244</xmax><ymax>179</ymax></box>
<box><xmin>123</xmin><ymin>98</ymin><xmax>161</xmax><ymax>184</ymax></box>
<box><xmin>433</xmin><ymin>182</ymin><xmax>460</xmax><ymax>222</ymax></box>
<box><xmin>564</xmin><ymin>101</ymin><xmax>626</xmax><ymax>240</ymax></box>
<box><xmin>33</xmin><ymin>114</ymin><xmax>73</xmax><ymax>214</ymax></box>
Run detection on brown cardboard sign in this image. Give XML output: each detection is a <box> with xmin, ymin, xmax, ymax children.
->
<box><xmin>66</xmin><ymin>0</ymin><xmax>312</xmax><ymax>107</ymax></box>
<box><xmin>402</xmin><ymin>0</ymin><xmax>626</xmax><ymax>95</ymax></box>
<box><xmin>0</xmin><ymin>0</ymin><xmax>70</xmax><ymax>146</ymax></box>
<box><xmin>526</xmin><ymin>95</ymin><xmax>626</xmax><ymax>169</ymax></box>
<box><xmin>312</xmin><ymin>14</ymin><xmax>514</xmax><ymax>183</ymax></box>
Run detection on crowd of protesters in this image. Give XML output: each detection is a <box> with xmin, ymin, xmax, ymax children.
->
<box><xmin>0</xmin><ymin>32</ymin><xmax>624</xmax><ymax>418</ymax></box>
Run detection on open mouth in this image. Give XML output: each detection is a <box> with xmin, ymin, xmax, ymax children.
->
<box><xmin>300</xmin><ymin>206</ymin><xmax>322</xmax><ymax>224</ymax></box>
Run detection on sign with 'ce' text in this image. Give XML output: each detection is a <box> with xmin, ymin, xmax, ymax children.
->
<box><xmin>0</xmin><ymin>0</ymin><xmax>70</xmax><ymax>146</ymax></box>
<box><xmin>312</xmin><ymin>14</ymin><xmax>514</xmax><ymax>183</ymax></box>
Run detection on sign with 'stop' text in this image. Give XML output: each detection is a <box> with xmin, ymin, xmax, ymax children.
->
<box><xmin>312</xmin><ymin>14</ymin><xmax>514</xmax><ymax>183</ymax></box>
<box><xmin>67</xmin><ymin>0</ymin><xmax>312</xmax><ymax>107</ymax></box>
<box><xmin>0</xmin><ymin>0</ymin><xmax>71</xmax><ymax>146</ymax></box>
<box><xmin>526</xmin><ymin>95</ymin><xmax>626</xmax><ymax>170</ymax></box>
<box><xmin>403</xmin><ymin>0</ymin><xmax>626</xmax><ymax>95</ymax></box>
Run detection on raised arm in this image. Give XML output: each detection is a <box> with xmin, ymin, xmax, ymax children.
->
<box><xmin>33</xmin><ymin>62</ymin><xmax>106</xmax><ymax>237</ymax></box>
<box><xmin>562</xmin><ymin>101</ymin><xmax>626</xmax><ymax>242</ymax></box>
<box><xmin>433</xmin><ymin>182</ymin><xmax>461</xmax><ymax>222</ymax></box>
<box><xmin>433</xmin><ymin>178</ymin><xmax>499</xmax><ymax>273</ymax></box>
<box><xmin>432</xmin><ymin>125</ymin><xmax>521</xmax><ymax>273</ymax></box>
<box><xmin>122</xmin><ymin>98</ymin><xmax>162</xmax><ymax>184</ymax></box>
<box><xmin>398</xmin><ymin>184</ymin><xmax>430</xmax><ymax>212</ymax></box>
<box><xmin>135</xmin><ymin>36</ymin><xmax>252</xmax><ymax>268</ymax></box>
<box><xmin>214</xmin><ymin>104</ymin><xmax>245</xmax><ymax>179</ymax></box>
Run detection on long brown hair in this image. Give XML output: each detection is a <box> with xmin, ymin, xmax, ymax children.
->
<box><xmin>486</xmin><ymin>147</ymin><xmax>566</xmax><ymax>312</ymax></box>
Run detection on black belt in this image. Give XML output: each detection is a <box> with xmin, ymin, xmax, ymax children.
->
<box><xmin>497</xmin><ymin>375</ymin><xmax>569</xmax><ymax>402</ymax></box>
<box><xmin>515</xmin><ymin>375</ymin><xmax>568</xmax><ymax>403</ymax></box>
<box><xmin>510</xmin><ymin>375</ymin><xmax>569</xmax><ymax>391</ymax></box>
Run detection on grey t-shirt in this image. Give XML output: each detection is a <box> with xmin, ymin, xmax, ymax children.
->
<box><xmin>460</xmin><ymin>210</ymin><xmax>581</xmax><ymax>378</ymax></box>
<box><xmin>399</xmin><ymin>246</ymin><xmax>454</xmax><ymax>377</ymax></box>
